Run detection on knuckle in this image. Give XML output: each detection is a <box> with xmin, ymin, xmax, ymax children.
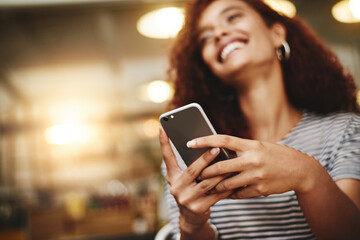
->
<box><xmin>217</xmin><ymin>180</ymin><xmax>230</xmax><ymax>191</ymax></box>
<box><xmin>220</xmin><ymin>135</ymin><xmax>231</xmax><ymax>146</ymax></box>
<box><xmin>251</xmin><ymin>154</ymin><xmax>263</xmax><ymax>167</ymax></box>
<box><xmin>223</xmin><ymin>180</ymin><xmax>233</xmax><ymax>190</ymax></box>
<box><xmin>198</xmin><ymin>172</ymin><xmax>206</xmax><ymax>180</ymax></box>
<box><xmin>186</xmin><ymin>165</ymin><xmax>198</xmax><ymax>178</ymax></box>
<box><xmin>198</xmin><ymin>180</ymin><xmax>211</xmax><ymax>191</ymax></box>
<box><xmin>177</xmin><ymin>196</ymin><xmax>190</xmax><ymax>207</ymax></box>
<box><xmin>197</xmin><ymin>172</ymin><xmax>207</xmax><ymax>180</ymax></box>
<box><xmin>188</xmin><ymin>203</ymin><xmax>206</xmax><ymax>215</ymax></box>
<box><xmin>255</xmin><ymin>170</ymin><xmax>266</xmax><ymax>181</ymax></box>
<box><xmin>251</xmin><ymin>155</ymin><xmax>260</xmax><ymax>167</ymax></box>
<box><xmin>255</xmin><ymin>184</ymin><xmax>269</xmax><ymax>195</ymax></box>
<box><xmin>169</xmin><ymin>185</ymin><xmax>179</xmax><ymax>197</ymax></box>
<box><xmin>254</xmin><ymin>140</ymin><xmax>265</xmax><ymax>149</ymax></box>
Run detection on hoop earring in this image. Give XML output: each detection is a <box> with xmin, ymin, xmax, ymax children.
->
<box><xmin>276</xmin><ymin>41</ymin><xmax>290</xmax><ymax>61</ymax></box>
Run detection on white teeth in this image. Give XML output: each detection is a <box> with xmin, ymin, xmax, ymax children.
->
<box><xmin>220</xmin><ymin>41</ymin><xmax>246</xmax><ymax>62</ymax></box>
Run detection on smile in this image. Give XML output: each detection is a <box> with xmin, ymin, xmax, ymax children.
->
<box><xmin>219</xmin><ymin>40</ymin><xmax>247</xmax><ymax>63</ymax></box>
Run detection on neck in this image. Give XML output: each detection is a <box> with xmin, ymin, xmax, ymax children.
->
<box><xmin>236</xmin><ymin>64</ymin><xmax>302</xmax><ymax>143</ymax></box>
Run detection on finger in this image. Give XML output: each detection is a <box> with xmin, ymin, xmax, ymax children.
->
<box><xmin>183</xmin><ymin>147</ymin><xmax>220</xmax><ymax>183</ymax></box>
<box><xmin>190</xmin><ymin>190</ymin><xmax>232</xmax><ymax>213</ymax></box>
<box><xmin>213</xmin><ymin>171</ymin><xmax>253</xmax><ymax>193</ymax></box>
<box><xmin>230</xmin><ymin>185</ymin><xmax>263</xmax><ymax>199</ymax></box>
<box><xmin>159</xmin><ymin>126</ymin><xmax>182</xmax><ymax>181</ymax></box>
<box><xmin>199</xmin><ymin>158</ymin><xmax>244</xmax><ymax>180</ymax></box>
<box><xmin>187</xmin><ymin>135</ymin><xmax>255</xmax><ymax>152</ymax></box>
<box><xmin>203</xmin><ymin>190</ymin><xmax>233</xmax><ymax>206</ymax></box>
<box><xmin>195</xmin><ymin>174</ymin><xmax>227</xmax><ymax>194</ymax></box>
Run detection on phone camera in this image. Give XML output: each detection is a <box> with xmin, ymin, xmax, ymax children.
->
<box><xmin>163</xmin><ymin>117</ymin><xmax>169</xmax><ymax>121</ymax></box>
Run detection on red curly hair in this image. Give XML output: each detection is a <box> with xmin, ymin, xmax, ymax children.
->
<box><xmin>168</xmin><ymin>0</ymin><xmax>359</xmax><ymax>138</ymax></box>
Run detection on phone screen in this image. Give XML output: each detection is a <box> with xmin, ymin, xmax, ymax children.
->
<box><xmin>159</xmin><ymin>103</ymin><xmax>230</xmax><ymax>166</ymax></box>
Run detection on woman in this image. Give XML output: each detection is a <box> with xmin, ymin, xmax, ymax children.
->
<box><xmin>159</xmin><ymin>0</ymin><xmax>360</xmax><ymax>239</ymax></box>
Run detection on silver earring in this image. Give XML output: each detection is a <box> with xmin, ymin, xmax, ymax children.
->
<box><xmin>276</xmin><ymin>41</ymin><xmax>290</xmax><ymax>61</ymax></box>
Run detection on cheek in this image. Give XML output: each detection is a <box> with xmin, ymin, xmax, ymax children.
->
<box><xmin>201</xmin><ymin>47</ymin><xmax>216</xmax><ymax>69</ymax></box>
<box><xmin>201</xmin><ymin>47</ymin><xmax>212</xmax><ymax>63</ymax></box>
<box><xmin>256</xmin><ymin>39</ymin><xmax>276</xmax><ymax>60</ymax></box>
<box><xmin>253</xmin><ymin>27</ymin><xmax>277</xmax><ymax>55</ymax></box>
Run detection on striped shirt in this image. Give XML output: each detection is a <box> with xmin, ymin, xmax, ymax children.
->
<box><xmin>163</xmin><ymin>111</ymin><xmax>360</xmax><ymax>239</ymax></box>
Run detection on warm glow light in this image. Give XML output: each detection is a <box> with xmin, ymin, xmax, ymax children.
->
<box><xmin>357</xmin><ymin>90</ymin><xmax>360</xmax><ymax>106</ymax></box>
<box><xmin>264</xmin><ymin>0</ymin><xmax>296</xmax><ymax>18</ymax></box>
<box><xmin>332</xmin><ymin>0</ymin><xmax>360</xmax><ymax>23</ymax></box>
<box><xmin>137</xmin><ymin>7</ymin><xmax>184</xmax><ymax>39</ymax></box>
<box><xmin>45</xmin><ymin>123</ymin><xmax>92</xmax><ymax>145</ymax></box>
<box><xmin>147</xmin><ymin>80</ymin><xmax>173</xmax><ymax>103</ymax></box>
<box><xmin>138</xmin><ymin>80</ymin><xmax>173</xmax><ymax>103</ymax></box>
<box><xmin>349</xmin><ymin>0</ymin><xmax>360</xmax><ymax>19</ymax></box>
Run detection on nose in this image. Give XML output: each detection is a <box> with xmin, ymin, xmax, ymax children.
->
<box><xmin>213</xmin><ymin>26</ymin><xmax>229</xmax><ymax>43</ymax></box>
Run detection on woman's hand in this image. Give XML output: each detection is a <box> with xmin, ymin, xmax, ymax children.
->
<box><xmin>159</xmin><ymin>127</ymin><xmax>231</xmax><ymax>235</ymax></box>
<box><xmin>188</xmin><ymin>135</ymin><xmax>325</xmax><ymax>199</ymax></box>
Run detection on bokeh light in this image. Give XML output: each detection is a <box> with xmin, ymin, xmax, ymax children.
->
<box><xmin>138</xmin><ymin>80</ymin><xmax>173</xmax><ymax>103</ymax></box>
<box><xmin>349</xmin><ymin>0</ymin><xmax>360</xmax><ymax>19</ymax></box>
<box><xmin>137</xmin><ymin>7</ymin><xmax>184</xmax><ymax>39</ymax></box>
<box><xmin>264</xmin><ymin>0</ymin><xmax>296</xmax><ymax>18</ymax></box>
<box><xmin>332</xmin><ymin>0</ymin><xmax>360</xmax><ymax>23</ymax></box>
<box><xmin>45</xmin><ymin>123</ymin><xmax>92</xmax><ymax>145</ymax></box>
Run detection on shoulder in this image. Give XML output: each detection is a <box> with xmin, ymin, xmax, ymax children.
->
<box><xmin>302</xmin><ymin>111</ymin><xmax>360</xmax><ymax>134</ymax></box>
<box><xmin>304</xmin><ymin>111</ymin><xmax>360</xmax><ymax>122</ymax></box>
<box><xmin>283</xmin><ymin>111</ymin><xmax>359</xmax><ymax>158</ymax></box>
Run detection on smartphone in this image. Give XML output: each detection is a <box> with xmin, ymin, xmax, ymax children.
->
<box><xmin>159</xmin><ymin>103</ymin><xmax>232</xmax><ymax>167</ymax></box>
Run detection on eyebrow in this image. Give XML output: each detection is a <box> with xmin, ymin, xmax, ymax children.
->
<box><xmin>197</xmin><ymin>5</ymin><xmax>244</xmax><ymax>37</ymax></box>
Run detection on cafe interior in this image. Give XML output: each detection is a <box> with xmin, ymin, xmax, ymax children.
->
<box><xmin>0</xmin><ymin>0</ymin><xmax>359</xmax><ymax>239</ymax></box>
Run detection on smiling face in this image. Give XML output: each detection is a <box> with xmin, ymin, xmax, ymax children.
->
<box><xmin>197</xmin><ymin>0</ymin><xmax>285</xmax><ymax>85</ymax></box>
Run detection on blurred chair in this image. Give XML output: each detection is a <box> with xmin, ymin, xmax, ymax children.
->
<box><xmin>155</xmin><ymin>223</ymin><xmax>173</xmax><ymax>240</ymax></box>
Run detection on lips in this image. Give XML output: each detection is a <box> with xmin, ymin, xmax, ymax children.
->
<box><xmin>218</xmin><ymin>39</ymin><xmax>248</xmax><ymax>63</ymax></box>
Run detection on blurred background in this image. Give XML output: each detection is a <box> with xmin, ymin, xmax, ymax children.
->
<box><xmin>0</xmin><ymin>0</ymin><xmax>359</xmax><ymax>239</ymax></box>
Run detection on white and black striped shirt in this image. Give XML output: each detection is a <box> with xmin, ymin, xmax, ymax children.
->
<box><xmin>163</xmin><ymin>111</ymin><xmax>360</xmax><ymax>239</ymax></box>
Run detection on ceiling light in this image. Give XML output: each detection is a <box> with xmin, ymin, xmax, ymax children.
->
<box><xmin>264</xmin><ymin>0</ymin><xmax>297</xmax><ymax>18</ymax></box>
<box><xmin>146</xmin><ymin>80</ymin><xmax>173</xmax><ymax>103</ymax></box>
<box><xmin>137</xmin><ymin>7</ymin><xmax>184</xmax><ymax>39</ymax></box>
<box><xmin>332</xmin><ymin>0</ymin><xmax>360</xmax><ymax>23</ymax></box>
<box><xmin>45</xmin><ymin>123</ymin><xmax>92</xmax><ymax>145</ymax></box>
<box><xmin>138</xmin><ymin>80</ymin><xmax>173</xmax><ymax>103</ymax></box>
<box><xmin>349</xmin><ymin>0</ymin><xmax>360</xmax><ymax>19</ymax></box>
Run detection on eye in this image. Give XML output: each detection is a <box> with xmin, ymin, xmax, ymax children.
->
<box><xmin>198</xmin><ymin>33</ymin><xmax>213</xmax><ymax>47</ymax></box>
<box><xmin>227</xmin><ymin>13</ymin><xmax>243</xmax><ymax>23</ymax></box>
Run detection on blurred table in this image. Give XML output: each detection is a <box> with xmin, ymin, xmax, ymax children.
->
<box><xmin>29</xmin><ymin>208</ymin><xmax>156</xmax><ymax>240</ymax></box>
<box><xmin>53</xmin><ymin>233</ymin><xmax>156</xmax><ymax>240</ymax></box>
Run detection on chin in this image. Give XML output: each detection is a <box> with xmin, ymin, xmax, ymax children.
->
<box><xmin>216</xmin><ymin>62</ymin><xmax>247</xmax><ymax>80</ymax></box>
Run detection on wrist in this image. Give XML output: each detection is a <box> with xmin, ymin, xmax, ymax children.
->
<box><xmin>177</xmin><ymin>221</ymin><xmax>218</xmax><ymax>240</ymax></box>
<box><xmin>295</xmin><ymin>154</ymin><xmax>330</xmax><ymax>194</ymax></box>
<box><xmin>179</xmin><ymin>216</ymin><xmax>207</xmax><ymax>235</ymax></box>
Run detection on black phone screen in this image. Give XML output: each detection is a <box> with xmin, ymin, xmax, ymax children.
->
<box><xmin>160</xmin><ymin>104</ymin><xmax>229</xmax><ymax>166</ymax></box>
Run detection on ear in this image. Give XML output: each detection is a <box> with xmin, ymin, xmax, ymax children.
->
<box><xmin>270</xmin><ymin>22</ymin><xmax>287</xmax><ymax>48</ymax></box>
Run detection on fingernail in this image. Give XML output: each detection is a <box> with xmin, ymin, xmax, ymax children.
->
<box><xmin>210</xmin><ymin>148</ymin><xmax>219</xmax><ymax>155</ymax></box>
<box><xmin>186</xmin><ymin>140</ymin><xmax>196</xmax><ymax>148</ymax></box>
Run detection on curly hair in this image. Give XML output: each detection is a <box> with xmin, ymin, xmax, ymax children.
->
<box><xmin>168</xmin><ymin>0</ymin><xmax>359</xmax><ymax>138</ymax></box>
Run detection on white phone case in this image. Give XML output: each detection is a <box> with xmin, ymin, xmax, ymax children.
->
<box><xmin>159</xmin><ymin>103</ymin><xmax>230</xmax><ymax>166</ymax></box>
